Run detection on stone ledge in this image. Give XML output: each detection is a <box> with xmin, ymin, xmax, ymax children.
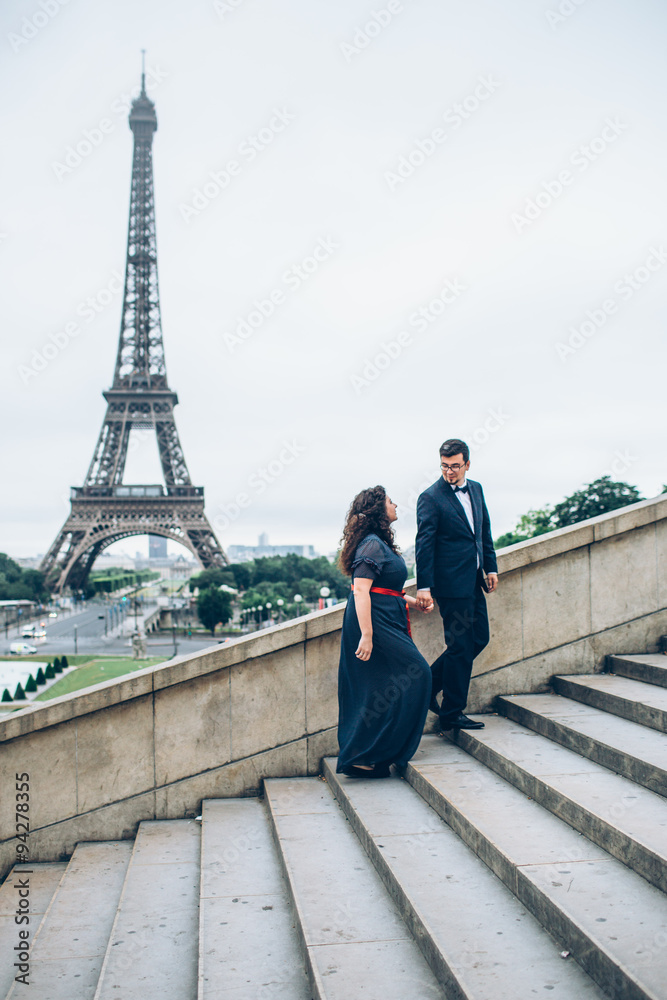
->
<box><xmin>2</xmin><ymin>493</ymin><xmax>665</xmax><ymax>743</ymax></box>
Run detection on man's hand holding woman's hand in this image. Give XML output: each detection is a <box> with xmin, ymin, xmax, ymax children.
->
<box><xmin>415</xmin><ymin>589</ymin><xmax>434</xmax><ymax>613</ymax></box>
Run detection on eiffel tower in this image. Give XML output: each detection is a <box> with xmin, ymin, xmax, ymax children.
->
<box><xmin>41</xmin><ymin>65</ymin><xmax>227</xmax><ymax>593</ymax></box>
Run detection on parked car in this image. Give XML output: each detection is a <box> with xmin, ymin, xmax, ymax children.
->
<box><xmin>10</xmin><ymin>642</ymin><xmax>37</xmax><ymax>655</ymax></box>
<box><xmin>21</xmin><ymin>625</ymin><xmax>36</xmax><ymax>638</ymax></box>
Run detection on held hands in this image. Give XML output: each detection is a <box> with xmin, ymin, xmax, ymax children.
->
<box><xmin>355</xmin><ymin>634</ymin><xmax>373</xmax><ymax>660</ymax></box>
<box><xmin>416</xmin><ymin>589</ymin><xmax>434</xmax><ymax>612</ymax></box>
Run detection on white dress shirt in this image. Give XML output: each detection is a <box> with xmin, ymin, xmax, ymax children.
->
<box><xmin>419</xmin><ymin>478</ymin><xmax>479</xmax><ymax>593</ymax></box>
<box><xmin>451</xmin><ymin>479</ymin><xmax>480</xmax><ymax>568</ymax></box>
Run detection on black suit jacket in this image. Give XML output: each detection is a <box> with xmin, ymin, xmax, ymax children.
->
<box><xmin>415</xmin><ymin>477</ymin><xmax>497</xmax><ymax>598</ymax></box>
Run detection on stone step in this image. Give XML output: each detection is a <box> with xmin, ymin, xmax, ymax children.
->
<box><xmin>553</xmin><ymin>674</ymin><xmax>667</xmax><ymax>733</ymax></box>
<box><xmin>94</xmin><ymin>820</ymin><xmax>200</xmax><ymax>1000</ymax></box>
<box><xmin>265</xmin><ymin>776</ymin><xmax>446</xmax><ymax>1000</ymax></box>
<box><xmin>6</xmin><ymin>842</ymin><xmax>132</xmax><ymax>999</ymax></box>
<box><xmin>322</xmin><ymin>758</ymin><xmax>607</xmax><ymax>1000</ymax></box>
<box><xmin>497</xmin><ymin>693</ymin><xmax>667</xmax><ymax>797</ymax></box>
<box><xmin>447</xmin><ymin>715</ymin><xmax>667</xmax><ymax>893</ymax></box>
<box><xmin>405</xmin><ymin>735</ymin><xmax>667</xmax><ymax>1000</ymax></box>
<box><xmin>608</xmin><ymin>654</ymin><xmax>667</xmax><ymax>689</ymax></box>
<box><xmin>0</xmin><ymin>862</ymin><xmax>66</xmax><ymax>999</ymax></box>
<box><xmin>198</xmin><ymin>797</ymin><xmax>310</xmax><ymax>1000</ymax></box>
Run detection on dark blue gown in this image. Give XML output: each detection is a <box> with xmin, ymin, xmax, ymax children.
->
<box><xmin>337</xmin><ymin>534</ymin><xmax>431</xmax><ymax>772</ymax></box>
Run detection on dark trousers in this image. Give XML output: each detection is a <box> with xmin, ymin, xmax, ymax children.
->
<box><xmin>431</xmin><ymin>574</ymin><xmax>490</xmax><ymax>722</ymax></box>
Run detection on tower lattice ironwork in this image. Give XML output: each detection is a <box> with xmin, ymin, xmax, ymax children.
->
<box><xmin>41</xmin><ymin>69</ymin><xmax>227</xmax><ymax>593</ymax></box>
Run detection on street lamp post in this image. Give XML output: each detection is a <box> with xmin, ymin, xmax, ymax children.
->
<box><xmin>265</xmin><ymin>602</ymin><xmax>272</xmax><ymax>625</ymax></box>
<box><xmin>276</xmin><ymin>598</ymin><xmax>284</xmax><ymax>622</ymax></box>
<box><xmin>293</xmin><ymin>594</ymin><xmax>303</xmax><ymax>618</ymax></box>
<box><xmin>73</xmin><ymin>624</ymin><xmax>78</xmax><ymax>655</ymax></box>
<box><xmin>319</xmin><ymin>586</ymin><xmax>331</xmax><ymax>610</ymax></box>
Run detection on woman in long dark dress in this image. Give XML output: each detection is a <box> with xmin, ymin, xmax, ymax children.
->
<box><xmin>336</xmin><ymin>485</ymin><xmax>434</xmax><ymax>778</ymax></box>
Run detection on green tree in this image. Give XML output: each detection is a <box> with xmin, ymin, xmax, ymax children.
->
<box><xmin>1</xmin><ymin>688</ymin><xmax>12</xmax><ymax>702</ymax></box>
<box><xmin>0</xmin><ymin>553</ymin><xmax>49</xmax><ymax>602</ymax></box>
<box><xmin>14</xmin><ymin>682</ymin><xmax>26</xmax><ymax>700</ymax></box>
<box><xmin>24</xmin><ymin>674</ymin><xmax>38</xmax><ymax>693</ymax></box>
<box><xmin>45</xmin><ymin>663</ymin><xmax>55</xmax><ymax>679</ymax></box>
<box><xmin>552</xmin><ymin>477</ymin><xmax>643</xmax><ymax>528</ymax></box>
<box><xmin>53</xmin><ymin>656</ymin><xmax>62</xmax><ymax>673</ymax></box>
<box><xmin>229</xmin><ymin>562</ymin><xmax>254</xmax><ymax>591</ymax></box>
<box><xmin>192</xmin><ymin>567</ymin><xmax>236</xmax><ymax>591</ymax></box>
<box><xmin>495</xmin><ymin>507</ymin><xmax>555</xmax><ymax>548</ymax></box>
<box><xmin>495</xmin><ymin>477</ymin><xmax>645</xmax><ymax>548</ymax></box>
<box><xmin>296</xmin><ymin>577</ymin><xmax>320</xmax><ymax>601</ymax></box>
<box><xmin>197</xmin><ymin>588</ymin><xmax>233</xmax><ymax>636</ymax></box>
<box><xmin>61</xmin><ymin>655</ymin><xmax>69</xmax><ymax>669</ymax></box>
<box><xmin>35</xmin><ymin>667</ymin><xmax>46</xmax><ymax>685</ymax></box>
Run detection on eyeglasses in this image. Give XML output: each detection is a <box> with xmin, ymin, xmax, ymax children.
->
<box><xmin>440</xmin><ymin>462</ymin><xmax>464</xmax><ymax>471</ymax></box>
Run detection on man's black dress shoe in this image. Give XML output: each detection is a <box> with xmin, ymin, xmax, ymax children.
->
<box><xmin>438</xmin><ymin>713</ymin><xmax>485</xmax><ymax>731</ymax></box>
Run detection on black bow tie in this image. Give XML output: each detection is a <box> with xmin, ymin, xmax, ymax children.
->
<box><xmin>454</xmin><ymin>485</ymin><xmax>469</xmax><ymax>494</ymax></box>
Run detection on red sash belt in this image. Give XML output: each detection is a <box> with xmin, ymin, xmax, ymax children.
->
<box><xmin>351</xmin><ymin>584</ymin><xmax>412</xmax><ymax>637</ymax></box>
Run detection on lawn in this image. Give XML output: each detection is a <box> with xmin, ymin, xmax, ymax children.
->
<box><xmin>32</xmin><ymin>656</ymin><xmax>165</xmax><ymax>700</ymax></box>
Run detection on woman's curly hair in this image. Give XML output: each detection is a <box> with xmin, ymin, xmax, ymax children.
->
<box><xmin>338</xmin><ymin>485</ymin><xmax>400</xmax><ymax>576</ymax></box>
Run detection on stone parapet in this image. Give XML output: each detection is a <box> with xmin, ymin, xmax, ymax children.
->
<box><xmin>1</xmin><ymin>493</ymin><xmax>666</xmax><ymax>877</ymax></box>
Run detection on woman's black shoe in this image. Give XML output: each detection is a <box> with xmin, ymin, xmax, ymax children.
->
<box><xmin>342</xmin><ymin>763</ymin><xmax>391</xmax><ymax>779</ymax></box>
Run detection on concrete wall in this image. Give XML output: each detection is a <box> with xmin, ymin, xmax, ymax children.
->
<box><xmin>1</xmin><ymin>494</ymin><xmax>666</xmax><ymax>877</ymax></box>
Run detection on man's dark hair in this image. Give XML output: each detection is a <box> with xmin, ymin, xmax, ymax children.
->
<box><xmin>439</xmin><ymin>438</ymin><xmax>469</xmax><ymax>463</ymax></box>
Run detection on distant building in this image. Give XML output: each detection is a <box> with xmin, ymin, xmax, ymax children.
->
<box><xmin>227</xmin><ymin>533</ymin><xmax>317</xmax><ymax>564</ymax></box>
<box><xmin>92</xmin><ymin>551</ymin><xmax>135</xmax><ymax>572</ymax></box>
<box><xmin>14</xmin><ymin>556</ymin><xmax>43</xmax><ymax>570</ymax></box>
<box><xmin>0</xmin><ymin>600</ymin><xmax>38</xmax><ymax>630</ymax></box>
<box><xmin>149</xmin><ymin>535</ymin><xmax>168</xmax><ymax>559</ymax></box>
<box><xmin>93</xmin><ymin>546</ymin><xmax>197</xmax><ymax>581</ymax></box>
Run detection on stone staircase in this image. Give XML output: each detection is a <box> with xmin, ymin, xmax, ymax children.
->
<box><xmin>2</xmin><ymin>653</ymin><xmax>667</xmax><ymax>1000</ymax></box>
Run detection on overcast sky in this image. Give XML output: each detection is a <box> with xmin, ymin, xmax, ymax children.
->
<box><xmin>1</xmin><ymin>0</ymin><xmax>666</xmax><ymax>562</ymax></box>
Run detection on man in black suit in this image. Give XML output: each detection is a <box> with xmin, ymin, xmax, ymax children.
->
<box><xmin>415</xmin><ymin>438</ymin><xmax>498</xmax><ymax>731</ymax></box>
